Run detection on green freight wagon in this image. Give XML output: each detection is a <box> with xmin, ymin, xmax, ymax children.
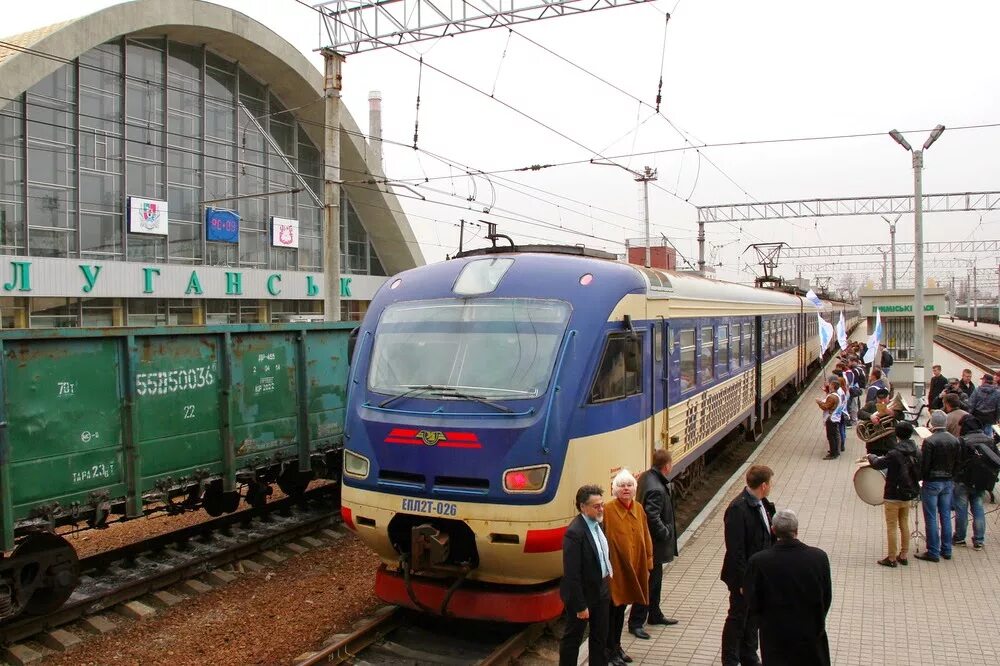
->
<box><xmin>0</xmin><ymin>322</ymin><xmax>355</xmax><ymax>621</ymax></box>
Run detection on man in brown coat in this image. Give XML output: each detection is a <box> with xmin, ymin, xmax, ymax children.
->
<box><xmin>604</xmin><ymin>469</ymin><xmax>654</xmax><ymax>666</ymax></box>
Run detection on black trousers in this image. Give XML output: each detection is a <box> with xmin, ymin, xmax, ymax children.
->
<box><xmin>607</xmin><ymin>602</ymin><xmax>626</xmax><ymax>652</ymax></box>
<box><xmin>721</xmin><ymin>588</ymin><xmax>761</xmax><ymax>666</ymax></box>
<box><xmin>628</xmin><ymin>562</ymin><xmax>664</xmax><ymax>629</ymax></box>
<box><xmin>559</xmin><ymin>598</ymin><xmax>610</xmax><ymax>666</ymax></box>
<box><xmin>824</xmin><ymin>420</ymin><xmax>840</xmax><ymax>457</ymax></box>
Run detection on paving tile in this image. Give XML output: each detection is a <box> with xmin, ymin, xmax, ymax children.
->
<box><xmin>614</xmin><ymin>361</ymin><xmax>1000</xmax><ymax>664</ymax></box>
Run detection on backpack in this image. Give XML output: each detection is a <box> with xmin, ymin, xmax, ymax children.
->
<box><xmin>855</xmin><ymin>372</ymin><xmax>868</xmax><ymax>390</ymax></box>
<box><xmin>972</xmin><ymin>405</ymin><xmax>998</xmax><ymax>426</ymax></box>
<box><xmin>963</xmin><ymin>441</ymin><xmax>1000</xmax><ymax>492</ymax></box>
<box><xmin>895</xmin><ymin>452</ymin><xmax>921</xmax><ymax>500</ymax></box>
<box><xmin>881</xmin><ymin>350</ymin><xmax>894</xmax><ymax>368</ymax></box>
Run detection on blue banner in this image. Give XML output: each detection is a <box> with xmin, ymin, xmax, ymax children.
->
<box><xmin>206</xmin><ymin>208</ymin><xmax>240</xmax><ymax>243</ymax></box>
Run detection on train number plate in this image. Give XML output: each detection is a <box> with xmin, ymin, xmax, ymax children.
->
<box><xmin>400</xmin><ymin>498</ymin><xmax>458</xmax><ymax>517</ymax></box>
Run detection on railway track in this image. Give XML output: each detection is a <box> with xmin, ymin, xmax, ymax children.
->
<box><xmin>1</xmin><ymin>486</ymin><xmax>340</xmax><ymax>648</ymax></box>
<box><xmin>934</xmin><ymin>327</ymin><xmax>1000</xmax><ymax>374</ymax></box>
<box><xmin>295</xmin><ymin>606</ymin><xmax>546</xmax><ymax>665</ymax></box>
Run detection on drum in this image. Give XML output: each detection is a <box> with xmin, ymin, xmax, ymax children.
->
<box><xmin>853</xmin><ymin>464</ymin><xmax>886</xmax><ymax>506</ymax></box>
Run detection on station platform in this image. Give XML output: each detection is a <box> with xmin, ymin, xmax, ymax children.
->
<box><xmin>599</xmin><ymin>369</ymin><xmax>1000</xmax><ymax>665</ymax></box>
<box><xmin>939</xmin><ymin>317</ymin><xmax>1000</xmax><ymax>339</ymax></box>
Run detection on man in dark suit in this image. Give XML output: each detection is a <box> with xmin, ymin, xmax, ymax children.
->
<box><xmin>560</xmin><ymin>484</ymin><xmax>612</xmax><ymax>666</ymax></box>
<box><xmin>720</xmin><ymin>465</ymin><xmax>776</xmax><ymax>666</ymax></box>
<box><xmin>628</xmin><ymin>448</ymin><xmax>680</xmax><ymax>636</ymax></box>
<box><xmin>744</xmin><ymin>509</ymin><xmax>832</xmax><ymax>666</ymax></box>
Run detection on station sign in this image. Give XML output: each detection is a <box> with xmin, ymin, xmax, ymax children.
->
<box><xmin>0</xmin><ymin>255</ymin><xmax>388</xmax><ymax>301</ymax></box>
<box><xmin>128</xmin><ymin>196</ymin><xmax>168</xmax><ymax>236</ymax></box>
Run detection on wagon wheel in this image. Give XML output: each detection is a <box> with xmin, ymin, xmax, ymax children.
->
<box><xmin>203</xmin><ymin>481</ymin><xmax>241</xmax><ymax>516</ymax></box>
<box><xmin>277</xmin><ymin>468</ymin><xmax>312</xmax><ymax>499</ymax></box>
<box><xmin>15</xmin><ymin>533</ymin><xmax>79</xmax><ymax>616</ymax></box>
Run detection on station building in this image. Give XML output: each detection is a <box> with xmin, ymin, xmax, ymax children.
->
<box><xmin>0</xmin><ymin>0</ymin><xmax>423</xmax><ymax>327</ymax></box>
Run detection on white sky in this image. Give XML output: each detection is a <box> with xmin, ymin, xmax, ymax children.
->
<box><xmin>5</xmin><ymin>0</ymin><xmax>1000</xmax><ymax>289</ymax></box>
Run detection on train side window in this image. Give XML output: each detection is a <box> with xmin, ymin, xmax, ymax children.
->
<box><xmin>742</xmin><ymin>322</ymin><xmax>751</xmax><ymax>366</ymax></box>
<box><xmin>589</xmin><ymin>333</ymin><xmax>643</xmax><ymax>403</ymax></box>
<box><xmin>718</xmin><ymin>325</ymin><xmax>729</xmax><ymax>374</ymax></box>
<box><xmin>730</xmin><ymin>325</ymin><xmax>740</xmax><ymax>372</ymax></box>
<box><xmin>679</xmin><ymin>329</ymin><xmax>695</xmax><ymax>392</ymax></box>
<box><xmin>654</xmin><ymin>319</ymin><xmax>663</xmax><ymax>364</ymax></box>
<box><xmin>700</xmin><ymin>326</ymin><xmax>715</xmax><ymax>384</ymax></box>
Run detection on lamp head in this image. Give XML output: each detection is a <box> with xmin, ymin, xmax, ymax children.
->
<box><xmin>888</xmin><ymin>130</ymin><xmax>912</xmax><ymax>151</ymax></box>
<box><xmin>923</xmin><ymin>124</ymin><xmax>946</xmax><ymax>150</ymax></box>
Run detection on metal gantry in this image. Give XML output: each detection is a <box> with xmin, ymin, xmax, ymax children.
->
<box><xmin>314</xmin><ymin>0</ymin><xmax>656</xmax><ymax>53</ymax></box>
<box><xmin>781</xmin><ymin>239</ymin><xmax>1000</xmax><ymax>259</ymax></box>
<box><xmin>696</xmin><ymin>190</ymin><xmax>1000</xmax><ymax>224</ymax></box>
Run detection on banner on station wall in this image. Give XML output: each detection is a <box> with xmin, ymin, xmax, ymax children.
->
<box><xmin>128</xmin><ymin>196</ymin><xmax>168</xmax><ymax>236</ymax></box>
<box><xmin>205</xmin><ymin>208</ymin><xmax>240</xmax><ymax>243</ymax></box>
<box><xmin>271</xmin><ymin>216</ymin><xmax>299</xmax><ymax>249</ymax></box>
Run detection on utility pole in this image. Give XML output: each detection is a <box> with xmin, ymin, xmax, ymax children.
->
<box><xmin>322</xmin><ymin>49</ymin><xmax>344</xmax><ymax>322</ymax></box>
<box><xmin>973</xmin><ymin>260</ymin><xmax>978</xmax><ymax>326</ymax></box>
<box><xmin>636</xmin><ymin>167</ymin><xmax>657</xmax><ymax>268</ymax></box>
<box><xmin>889</xmin><ymin>124</ymin><xmax>944</xmax><ymax>402</ymax></box>
<box><xmin>882</xmin><ymin>215</ymin><xmax>900</xmax><ymax>288</ymax></box>
<box><xmin>697</xmin><ymin>220</ymin><xmax>706</xmax><ymax>273</ymax></box>
<box><xmin>879</xmin><ymin>250</ymin><xmax>888</xmax><ymax>289</ymax></box>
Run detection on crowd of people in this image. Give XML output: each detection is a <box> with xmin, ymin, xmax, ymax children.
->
<box><xmin>559</xmin><ymin>449</ymin><xmax>679</xmax><ymax>666</ymax></box>
<box><xmin>557</xmin><ymin>341</ymin><xmax>1000</xmax><ymax>666</ymax></box>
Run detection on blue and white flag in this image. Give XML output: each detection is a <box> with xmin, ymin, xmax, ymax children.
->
<box><xmin>818</xmin><ymin>312</ymin><xmax>834</xmax><ymax>354</ymax></box>
<box><xmin>805</xmin><ymin>289</ymin><xmax>823</xmax><ymax>309</ymax></box>
<box><xmin>836</xmin><ymin>311</ymin><xmax>849</xmax><ymax>351</ymax></box>
<box><xmin>863</xmin><ymin>308</ymin><xmax>883</xmax><ymax>364</ymax></box>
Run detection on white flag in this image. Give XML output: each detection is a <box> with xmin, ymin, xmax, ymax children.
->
<box><xmin>818</xmin><ymin>313</ymin><xmax>834</xmax><ymax>354</ymax></box>
<box><xmin>836</xmin><ymin>311</ymin><xmax>849</xmax><ymax>351</ymax></box>
<box><xmin>805</xmin><ymin>289</ymin><xmax>823</xmax><ymax>309</ymax></box>
<box><xmin>863</xmin><ymin>308</ymin><xmax>883</xmax><ymax>364</ymax></box>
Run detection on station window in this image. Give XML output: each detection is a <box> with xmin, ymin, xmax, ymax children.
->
<box><xmin>679</xmin><ymin>329</ymin><xmax>695</xmax><ymax>393</ymax></box>
<box><xmin>589</xmin><ymin>333</ymin><xmax>643</xmax><ymax>403</ymax></box>
<box><xmin>700</xmin><ymin>326</ymin><xmax>714</xmax><ymax>384</ymax></box>
<box><xmin>718</xmin><ymin>325</ymin><xmax>729</xmax><ymax>374</ymax></box>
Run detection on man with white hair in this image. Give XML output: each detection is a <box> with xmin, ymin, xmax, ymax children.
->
<box><xmin>603</xmin><ymin>469</ymin><xmax>654</xmax><ymax>666</ymax></box>
<box><xmin>744</xmin><ymin>510</ymin><xmax>832</xmax><ymax>666</ymax></box>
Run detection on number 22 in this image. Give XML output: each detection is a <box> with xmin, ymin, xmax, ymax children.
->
<box><xmin>183</xmin><ymin>405</ymin><xmax>195</xmax><ymax>419</ymax></box>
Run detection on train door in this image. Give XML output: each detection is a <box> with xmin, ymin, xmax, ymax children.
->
<box><xmin>797</xmin><ymin>310</ymin><xmax>806</xmax><ymax>386</ymax></box>
<box><xmin>653</xmin><ymin>317</ymin><xmax>666</xmax><ymax>454</ymax></box>
<box><xmin>752</xmin><ymin>315</ymin><xmax>764</xmax><ymax>438</ymax></box>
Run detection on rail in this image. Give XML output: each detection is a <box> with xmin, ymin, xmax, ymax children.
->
<box><xmin>934</xmin><ymin>327</ymin><xmax>1000</xmax><ymax>374</ymax></box>
<box><xmin>2</xmin><ymin>487</ymin><xmax>340</xmax><ymax>645</ymax></box>
<box><xmin>295</xmin><ymin>606</ymin><xmax>546</xmax><ymax>665</ymax></box>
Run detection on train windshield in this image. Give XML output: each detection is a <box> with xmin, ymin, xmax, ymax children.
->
<box><xmin>368</xmin><ymin>298</ymin><xmax>572</xmax><ymax>400</ymax></box>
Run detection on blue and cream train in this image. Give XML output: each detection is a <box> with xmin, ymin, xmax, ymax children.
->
<box><xmin>340</xmin><ymin>246</ymin><xmax>859</xmax><ymax>622</ymax></box>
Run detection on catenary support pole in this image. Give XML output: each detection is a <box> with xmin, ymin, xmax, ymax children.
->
<box><xmin>322</xmin><ymin>50</ymin><xmax>344</xmax><ymax>322</ymax></box>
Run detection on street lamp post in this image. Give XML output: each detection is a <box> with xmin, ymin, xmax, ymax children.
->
<box><xmin>888</xmin><ymin>124</ymin><xmax>945</xmax><ymax>403</ymax></box>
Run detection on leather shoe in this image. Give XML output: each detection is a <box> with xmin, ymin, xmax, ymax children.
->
<box><xmin>607</xmin><ymin>653</ymin><xmax>626</xmax><ymax>666</ymax></box>
<box><xmin>617</xmin><ymin>647</ymin><xmax>633</xmax><ymax>663</ymax></box>
<box><xmin>629</xmin><ymin>627</ymin><xmax>651</xmax><ymax>640</ymax></box>
<box><xmin>914</xmin><ymin>552</ymin><xmax>939</xmax><ymax>563</ymax></box>
<box><xmin>648</xmin><ymin>617</ymin><xmax>679</xmax><ymax>626</ymax></box>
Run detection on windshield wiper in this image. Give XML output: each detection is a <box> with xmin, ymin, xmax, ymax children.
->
<box><xmin>427</xmin><ymin>388</ymin><xmax>513</xmax><ymax>413</ymax></box>
<box><xmin>377</xmin><ymin>384</ymin><xmax>450</xmax><ymax>408</ymax></box>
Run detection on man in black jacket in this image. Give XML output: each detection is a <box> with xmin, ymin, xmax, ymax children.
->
<box><xmin>744</xmin><ymin>509</ymin><xmax>832</xmax><ymax>666</ymax></box>
<box><xmin>953</xmin><ymin>415</ymin><xmax>999</xmax><ymax>550</ymax></box>
<box><xmin>628</xmin><ymin>449</ymin><xmax>680</xmax><ymax>636</ymax></box>
<box><xmin>720</xmin><ymin>465</ymin><xmax>776</xmax><ymax>666</ymax></box>
<box><xmin>915</xmin><ymin>411</ymin><xmax>961</xmax><ymax>563</ymax></box>
<box><xmin>927</xmin><ymin>365</ymin><xmax>948</xmax><ymax>410</ymax></box>
<box><xmin>559</xmin><ymin>484</ymin><xmax>612</xmax><ymax>666</ymax></box>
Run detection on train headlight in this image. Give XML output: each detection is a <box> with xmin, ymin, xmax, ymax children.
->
<box><xmin>344</xmin><ymin>450</ymin><xmax>370</xmax><ymax>479</ymax></box>
<box><xmin>503</xmin><ymin>465</ymin><xmax>549</xmax><ymax>493</ymax></box>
